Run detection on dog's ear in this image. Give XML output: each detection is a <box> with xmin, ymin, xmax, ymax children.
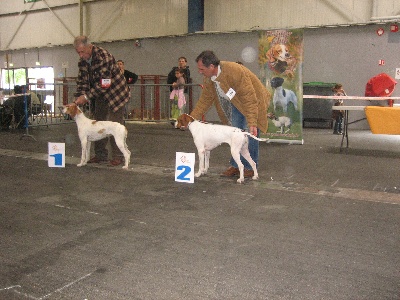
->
<box><xmin>66</xmin><ymin>103</ymin><xmax>80</xmax><ymax>118</ymax></box>
<box><xmin>266</xmin><ymin>48</ymin><xmax>275</xmax><ymax>62</ymax></box>
<box><xmin>75</xmin><ymin>105</ymin><xmax>82</xmax><ymax>114</ymax></box>
<box><xmin>183</xmin><ymin>114</ymin><xmax>192</xmax><ymax>124</ymax></box>
<box><xmin>186</xmin><ymin>114</ymin><xmax>195</xmax><ymax>123</ymax></box>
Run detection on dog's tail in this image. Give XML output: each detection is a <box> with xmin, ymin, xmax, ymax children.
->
<box><xmin>243</xmin><ymin>132</ymin><xmax>269</xmax><ymax>142</ymax></box>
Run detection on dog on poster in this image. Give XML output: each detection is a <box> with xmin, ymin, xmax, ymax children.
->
<box><xmin>267</xmin><ymin>112</ymin><xmax>292</xmax><ymax>134</ymax></box>
<box><xmin>266</xmin><ymin>44</ymin><xmax>297</xmax><ymax>77</ymax></box>
<box><xmin>270</xmin><ymin>77</ymin><xmax>298</xmax><ymax>114</ymax></box>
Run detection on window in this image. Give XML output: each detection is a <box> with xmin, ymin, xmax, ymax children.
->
<box><xmin>27</xmin><ymin>67</ymin><xmax>54</xmax><ymax>91</ymax></box>
<box><xmin>1</xmin><ymin>66</ymin><xmax>54</xmax><ymax>93</ymax></box>
<box><xmin>1</xmin><ymin>68</ymin><xmax>27</xmax><ymax>93</ymax></box>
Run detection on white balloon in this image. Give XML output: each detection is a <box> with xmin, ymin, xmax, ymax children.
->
<box><xmin>241</xmin><ymin>46</ymin><xmax>257</xmax><ymax>63</ymax></box>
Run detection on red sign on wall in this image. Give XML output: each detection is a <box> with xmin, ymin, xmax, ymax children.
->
<box><xmin>376</xmin><ymin>28</ymin><xmax>385</xmax><ymax>36</ymax></box>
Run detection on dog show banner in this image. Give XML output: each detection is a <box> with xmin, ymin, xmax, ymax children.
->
<box><xmin>258</xmin><ymin>29</ymin><xmax>304</xmax><ymax>144</ymax></box>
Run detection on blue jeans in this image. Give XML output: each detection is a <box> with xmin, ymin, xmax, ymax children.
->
<box><xmin>333</xmin><ymin>115</ymin><xmax>343</xmax><ymax>133</ymax></box>
<box><xmin>230</xmin><ymin>104</ymin><xmax>259</xmax><ymax>170</ymax></box>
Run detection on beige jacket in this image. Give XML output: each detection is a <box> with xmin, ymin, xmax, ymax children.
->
<box><xmin>190</xmin><ymin>61</ymin><xmax>271</xmax><ymax>133</ymax></box>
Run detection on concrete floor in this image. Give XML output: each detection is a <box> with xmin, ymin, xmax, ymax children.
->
<box><xmin>0</xmin><ymin>122</ymin><xmax>399</xmax><ymax>300</ymax></box>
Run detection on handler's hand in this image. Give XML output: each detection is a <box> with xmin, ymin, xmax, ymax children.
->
<box><xmin>74</xmin><ymin>95</ymin><xmax>88</xmax><ymax>106</ymax></box>
<box><xmin>249</xmin><ymin>126</ymin><xmax>258</xmax><ymax>136</ymax></box>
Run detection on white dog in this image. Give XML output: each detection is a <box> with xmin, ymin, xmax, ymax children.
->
<box><xmin>176</xmin><ymin>114</ymin><xmax>268</xmax><ymax>184</ymax></box>
<box><xmin>63</xmin><ymin>105</ymin><xmax>131</xmax><ymax>169</ymax></box>
<box><xmin>267</xmin><ymin>112</ymin><xmax>292</xmax><ymax>134</ymax></box>
<box><xmin>270</xmin><ymin>77</ymin><xmax>298</xmax><ymax>113</ymax></box>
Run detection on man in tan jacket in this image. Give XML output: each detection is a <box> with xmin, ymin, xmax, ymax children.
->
<box><xmin>190</xmin><ymin>50</ymin><xmax>271</xmax><ymax>178</ymax></box>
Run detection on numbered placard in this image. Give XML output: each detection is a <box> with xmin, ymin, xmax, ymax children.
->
<box><xmin>175</xmin><ymin>152</ymin><xmax>195</xmax><ymax>183</ymax></box>
<box><xmin>48</xmin><ymin>142</ymin><xmax>65</xmax><ymax>168</ymax></box>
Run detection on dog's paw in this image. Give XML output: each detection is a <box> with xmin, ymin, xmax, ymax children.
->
<box><xmin>77</xmin><ymin>163</ymin><xmax>84</xmax><ymax>167</ymax></box>
<box><xmin>122</xmin><ymin>165</ymin><xmax>129</xmax><ymax>170</ymax></box>
<box><xmin>252</xmin><ymin>175</ymin><xmax>259</xmax><ymax>180</ymax></box>
<box><xmin>195</xmin><ymin>172</ymin><xmax>203</xmax><ymax>177</ymax></box>
<box><xmin>236</xmin><ymin>178</ymin><xmax>244</xmax><ymax>184</ymax></box>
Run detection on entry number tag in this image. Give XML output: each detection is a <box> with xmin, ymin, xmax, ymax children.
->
<box><xmin>175</xmin><ymin>152</ymin><xmax>195</xmax><ymax>183</ymax></box>
<box><xmin>226</xmin><ymin>88</ymin><xmax>236</xmax><ymax>100</ymax></box>
<box><xmin>101</xmin><ymin>78</ymin><xmax>111</xmax><ymax>88</ymax></box>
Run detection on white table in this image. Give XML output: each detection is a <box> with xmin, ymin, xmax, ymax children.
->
<box><xmin>304</xmin><ymin>95</ymin><xmax>400</xmax><ymax>151</ymax></box>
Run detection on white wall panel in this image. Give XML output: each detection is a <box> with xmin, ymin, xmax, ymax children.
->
<box><xmin>0</xmin><ymin>8</ymin><xmax>79</xmax><ymax>50</ymax></box>
<box><xmin>0</xmin><ymin>0</ymin><xmax>78</xmax><ymax>15</ymax></box>
<box><xmin>372</xmin><ymin>0</ymin><xmax>400</xmax><ymax>18</ymax></box>
<box><xmin>85</xmin><ymin>0</ymin><xmax>188</xmax><ymax>42</ymax></box>
<box><xmin>204</xmin><ymin>0</ymin><xmax>399</xmax><ymax>32</ymax></box>
<box><xmin>0</xmin><ymin>0</ymin><xmax>188</xmax><ymax>50</ymax></box>
<box><xmin>0</xmin><ymin>0</ymin><xmax>399</xmax><ymax>51</ymax></box>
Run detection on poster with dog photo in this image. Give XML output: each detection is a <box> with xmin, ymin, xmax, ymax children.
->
<box><xmin>258</xmin><ymin>29</ymin><xmax>303</xmax><ymax>144</ymax></box>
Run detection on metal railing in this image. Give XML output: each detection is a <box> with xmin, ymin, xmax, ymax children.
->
<box><xmin>0</xmin><ymin>76</ymin><xmax>203</xmax><ymax>131</ymax></box>
<box><xmin>125</xmin><ymin>75</ymin><xmax>202</xmax><ymax>121</ymax></box>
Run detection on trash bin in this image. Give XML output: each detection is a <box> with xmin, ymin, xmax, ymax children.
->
<box><xmin>303</xmin><ymin>82</ymin><xmax>337</xmax><ymax>128</ymax></box>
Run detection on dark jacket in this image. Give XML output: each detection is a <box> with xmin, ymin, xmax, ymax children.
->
<box><xmin>124</xmin><ymin>69</ymin><xmax>138</xmax><ymax>85</ymax></box>
<box><xmin>167</xmin><ymin>66</ymin><xmax>191</xmax><ymax>92</ymax></box>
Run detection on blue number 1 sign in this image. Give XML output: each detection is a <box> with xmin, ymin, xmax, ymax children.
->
<box><xmin>175</xmin><ymin>152</ymin><xmax>195</xmax><ymax>183</ymax></box>
<box><xmin>48</xmin><ymin>142</ymin><xmax>65</xmax><ymax>168</ymax></box>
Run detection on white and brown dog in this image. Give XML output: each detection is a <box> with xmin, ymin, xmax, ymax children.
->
<box><xmin>267</xmin><ymin>112</ymin><xmax>292</xmax><ymax>134</ymax></box>
<box><xmin>176</xmin><ymin>114</ymin><xmax>268</xmax><ymax>184</ymax></box>
<box><xmin>63</xmin><ymin>104</ymin><xmax>131</xmax><ymax>169</ymax></box>
<box><xmin>266</xmin><ymin>44</ymin><xmax>296</xmax><ymax>77</ymax></box>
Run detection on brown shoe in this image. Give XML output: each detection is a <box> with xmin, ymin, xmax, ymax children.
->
<box><xmin>87</xmin><ymin>156</ymin><xmax>107</xmax><ymax>164</ymax></box>
<box><xmin>109</xmin><ymin>158</ymin><xmax>123</xmax><ymax>166</ymax></box>
<box><xmin>220</xmin><ymin>166</ymin><xmax>239</xmax><ymax>177</ymax></box>
<box><xmin>243</xmin><ymin>169</ymin><xmax>254</xmax><ymax>178</ymax></box>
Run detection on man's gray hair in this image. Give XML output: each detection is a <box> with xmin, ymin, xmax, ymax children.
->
<box><xmin>73</xmin><ymin>36</ymin><xmax>91</xmax><ymax>48</ymax></box>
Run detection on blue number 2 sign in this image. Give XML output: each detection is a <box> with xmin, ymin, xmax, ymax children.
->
<box><xmin>175</xmin><ymin>152</ymin><xmax>195</xmax><ymax>183</ymax></box>
<box><xmin>176</xmin><ymin>165</ymin><xmax>192</xmax><ymax>181</ymax></box>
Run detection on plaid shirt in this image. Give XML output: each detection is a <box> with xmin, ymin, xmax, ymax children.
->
<box><xmin>74</xmin><ymin>45</ymin><xmax>130</xmax><ymax>112</ymax></box>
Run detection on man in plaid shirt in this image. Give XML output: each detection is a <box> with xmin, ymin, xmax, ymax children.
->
<box><xmin>73</xmin><ymin>36</ymin><xmax>130</xmax><ymax>166</ymax></box>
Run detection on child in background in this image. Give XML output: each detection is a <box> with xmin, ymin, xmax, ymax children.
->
<box><xmin>169</xmin><ymin>68</ymin><xmax>186</xmax><ymax>121</ymax></box>
<box><xmin>332</xmin><ymin>83</ymin><xmax>346</xmax><ymax>135</ymax></box>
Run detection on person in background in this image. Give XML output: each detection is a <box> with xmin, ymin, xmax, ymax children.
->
<box><xmin>190</xmin><ymin>50</ymin><xmax>271</xmax><ymax>178</ymax></box>
<box><xmin>169</xmin><ymin>68</ymin><xmax>186</xmax><ymax>121</ymax></box>
<box><xmin>117</xmin><ymin>60</ymin><xmax>138</xmax><ymax>118</ymax></box>
<box><xmin>117</xmin><ymin>60</ymin><xmax>138</xmax><ymax>84</ymax></box>
<box><xmin>24</xmin><ymin>84</ymin><xmax>41</xmax><ymax>115</ymax></box>
<box><xmin>25</xmin><ymin>84</ymin><xmax>40</xmax><ymax>106</ymax></box>
<box><xmin>0</xmin><ymin>88</ymin><xmax>4</xmax><ymax>105</ymax></box>
<box><xmin>13</xmin><ymin>85</ymin><xmax>23</xmax><ymax>95</ymax></box>
<box><xmin>167</xmin><ymin>56</ymin><xmax>191</xmax><ymax>93</ymax></box>
<box><xmin>72</xmin><ymin>35</ymin><xmax>130</xmax><ymax>166</ymax></box>
<box><xmin>332</xmin><ymin>83</ymin><xmax>346</xmax><ymax>135</ymax></box>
